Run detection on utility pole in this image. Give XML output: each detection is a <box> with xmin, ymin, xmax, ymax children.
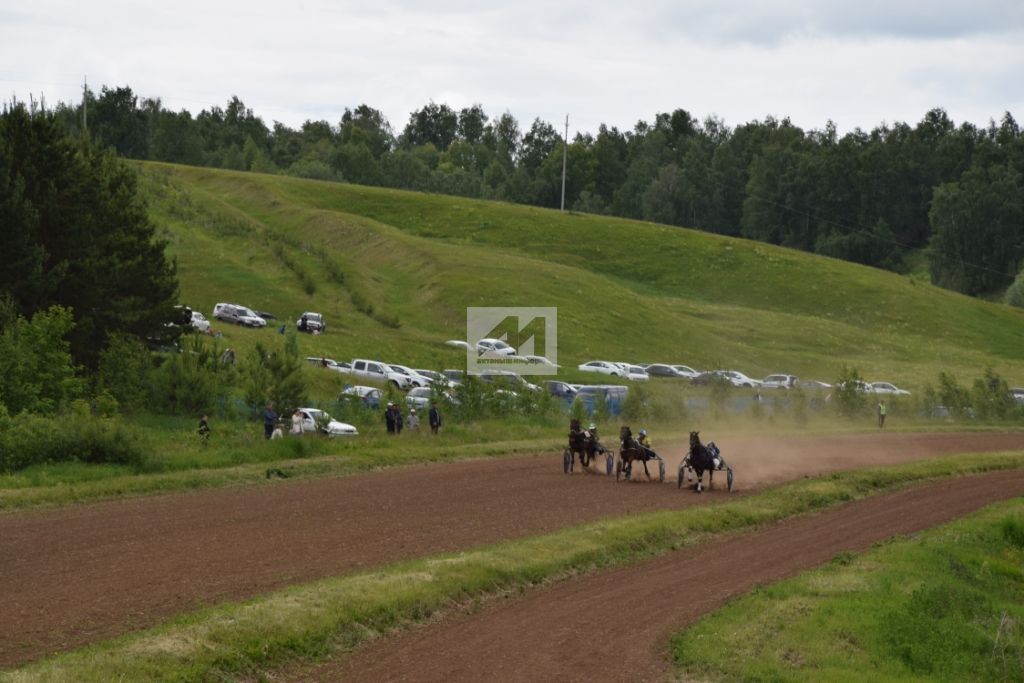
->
<box><xmin>560</xmin><ymin>114</ymin><xmax>569</xmax><ymax>211</ymax></box>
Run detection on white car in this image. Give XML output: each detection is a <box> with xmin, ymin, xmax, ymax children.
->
<box><xmin>521</xmin><ymin>355</ymin><xmax>558</xmax><ymax>367</ymax></box>
<box><xmin>296</xmin><ymin>312</ymin><xmax>325</xmax><ymax>333</ymax></box>
<box><xmin>445</xmin><ymin>340</ymin><xmax>471</xmax><ymax>350</ymax></box>
<box><xmin>349</xmin><ymin>359</ymin><xmax>414</xmax><ymax>389</ymax></box>
<box><xmin>868</xmin><ymin>381</ymin><xmax>911</xmax><ymax>396</ymax></box>
<box><xmin>338</xmin><ymin>385</ymin><xmax>382</xmax><ymax>408</ymax></box>
<box><xmin>624</xmin><ymin>365</ymin><xmax>650</xmax><ymax>381</ymax></box>
<box><xmin>190</xmin><ymin>310</ymin><xmax>211</xmax><ymax>333</ymax></box>
<box><xmin>293</xmin><ymin>408</ymin><xmax>358</xmax><ymax>437</ymax></box>
<box><xmin>413</xmin><ymin>369</ymin><xmax>451</xmax><ymax>386</ymax></box>
<box><xmin>717</xmin><ymin>370</ymin><xmax>763</xmax><ymax>388</ymax></box>
<box><xmin>475</xmin><ymin>338</ymin><xmax>517</xmax><ymax>357</ymax></box>
<box><xmin>478</xmin><ymin>370</ymin><xmax>541</xmax><ymax>392</ymax></box>
<box><xmin>577</xmin><ymin>361</ymin><xmax>624</xmax><ymax>376</ymax></box>
<box><xmin>387</xmin><ymin>364</ymin><xmax>432</xmax><ymax>388</ymax></box>
<box><xmin>305</xmin><ymin>357</ymin><xmax>352</xmax><ymax>374</ymax></box>
<box><xmin>762</xmin><ymin>374</ymin><xmax>798</xmax><ymax>390</ymax></box>
<box><xmin>670</xmin><ymin>365</ymin><xmax>700</xmax><ymax>378</ymax></box>
<box><xmin>212</xmin><ymin>302</ymin><xmax>267</xmax><ymax>328</ymax></box>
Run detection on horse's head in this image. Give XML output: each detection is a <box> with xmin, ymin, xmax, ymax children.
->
<box><xmin>569</xmin><ymin>418</ymin><xmax>581</xmax><ymax>433</ymax></box>
<box><xmin>620</xmin><ymin>425</ymin><xmax>632</xmax><ymax>440</ymax></box>
<box><xmin>689</xmin><ymin>431</ymin><xmax>701</xmax><ymax>448</ymax></box>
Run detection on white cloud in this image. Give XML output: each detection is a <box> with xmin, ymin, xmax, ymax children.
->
<box><xmin>1</xmin><ymin>1</ymin><xmax>1021</xmax><ymax>136</ymax></box>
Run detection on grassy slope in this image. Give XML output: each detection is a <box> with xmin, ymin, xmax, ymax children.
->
<box><xmin>143</xmin><ymin>162</ymin><xmax>1024</xmax><ymax>391</ymax></box>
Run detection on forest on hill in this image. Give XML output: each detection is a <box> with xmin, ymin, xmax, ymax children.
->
<box><xmin>47</xmin><ymin>86</ymin><xmax>1024</xmax><ymax>298</ymax></box>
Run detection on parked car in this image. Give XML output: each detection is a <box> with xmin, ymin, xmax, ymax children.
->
<box><xmin>545</xmin><ymin>380</ymin><xmax>578</xmax><ymax>400</ymax></box>
<box><xmin>520</xmin><ymin>354</ymin><xmax>558</xmax><ymax>367</ymax></box>
<box><xmin>442</xmin><ymin>369</ymin><xmax>465</xmax><ymax>385</ymax></box>
<box><xmin>670</xmin><ymin>365</ymin><xmax>700</xmax><ymax>378</ymax></box>
<box><xmin>717</xmin><ymin>370</ymin><xmax>762</xmax><ymax>388</ymax></box>
<box><xmin>837</xmin><ymin>380</ymin><xmax>872</xmax><ymax>393</ymax></box>
<box><xmin>478</xmin><ymin>370</ymin><xmax>541</xmax><ymax>392</ymax></box>
<box><xmin>475</xmin><ymin>338</ymin><xmax>517</xmax><ymax>357</ymax></box>
<box><xmin>577</xmin><ymin>361</ymin><xmax>624</xmax><ymax>376</ymax></box>
<box><xmin>189</xmin><ymin>310</ymin><xmax>211</xmax><ymax>333</ymax></box>
<box><xmin>412</xmin><ymin>369</ymin><xmax>449</xmax><ymax>386</ymax></box>
<box><xmin>445</xmin><ymin>340</ymin><xmax>471</xmax><ymax>350</ymax></box>
<box><xmin>293</xmin><ymin>408</ymin><xmax>358</xmax><ymax>436</ymax></box>
<box><xmin>624</xmin><ymin>365</ymin><xmax>650</xmax><ymax>381</ymax></box>
<box><xmin>296</xmin><ymin>311</ymin><xmax>325</xmax><ymax>333</ymax></box>
<box><xmin>339</xmin><ymin>385</ymin><xmax>382</xmax><ymax>409</ymax></box>
<box><xmin>304</xmin><ymin>357</ymin><xmax>352</xmax><ymax>374</ymax></box>
<box><xmin>690</xmin><ymin>371</ymin><xmax>725</xmax><ymax>386</ymax></box>
<box><xmin>349</xmin><ymin>359</ymin><xmax>414</xmax><ymax>389</ymax></box>
<box><xmin>762</xmin><ymin>374</ymin><xmax>798</xmax><ymax>390</ymax></box>
<box><xmin>798</xmin><ymin>379</ymin><xmax>832</xmax><ymax>390</ymax></box>
<box><xmin>645</xmin><ymin>364</ymin><xmax>686</xmax><ymax>378</ymax></box>
<box><xmin>1010</xmin><ymin>388</ymin><xmax>1024</xmax><ymax>405</ymax></box>
<box><xmin>575</xmin><ymin>385</ymin><xmax>628</xmax><ymax>416</ymax></box>
<box><xmin>404</xmin><ymin>386</ymin><xmax>435</xmax><ymax>410</ymax></box>
<box><xmin>868</xmin><ymin>381</ymin><xmax>911</xmax><ymax>396</ymax></box>
<box><xmin>212</xmin><ymin>302</ymin><xmax>266</xmax><ymax>327</ymax></box>
<box><xmin>387</xmin><ymin>364</ymin><xmax>432</xmax><ymax>388</ymax></box>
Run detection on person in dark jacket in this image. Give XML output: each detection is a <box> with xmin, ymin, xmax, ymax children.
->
<box><xmin>198</xmin><ymin>415</ymin><xmax>211</xmax><ymax>442</ymax></box>
<box><xmin>385</xmin><ymin>402</ymin><xmax>397</xmax><ymax>434</ymax></box>
<box><xmin>429</xmin><ymin>401</ymin><xmax>442</xmax><ymax>434</ymax></box>
<box><xmin>263</xmin><ymin>403</ymin><xmax>277</xmax><ymax>439</ymax></box>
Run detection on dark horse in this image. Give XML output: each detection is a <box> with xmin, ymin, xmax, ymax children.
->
<box><xmin>564</xmin><ymin>419</ymin><xmax>611</xmax><ymax>473</ymax></box>
<box><xmin>617</xmin><ymin>425</ymin><xmax>664</xmax><ymax>481</ymax></box>
<box><xmin>678</xmin><ymin>431</ymin><xmax>733</xmax><ymax>492</ymax></box>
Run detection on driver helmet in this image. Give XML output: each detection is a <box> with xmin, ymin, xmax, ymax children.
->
<box><xmin>589</xmin><ymin>423</ymin><xmax>596</xmax><ymax>430</ymax></box>
<box><xmin>639</xmin><ymin>429</ymin><xmax>647</xmax><ymax>436</ymax></box>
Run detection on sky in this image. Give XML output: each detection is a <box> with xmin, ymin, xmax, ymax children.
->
<box><xmin>2</xmin><ymin>1</ymin><xmax>1023</xmax><ymax>137</ymax></box>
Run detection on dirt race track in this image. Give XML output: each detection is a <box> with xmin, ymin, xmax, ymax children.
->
<box><xmin>3</xmin><ymin>431</ymin><xmax>1024</xmax><ymax>669</ymax></box>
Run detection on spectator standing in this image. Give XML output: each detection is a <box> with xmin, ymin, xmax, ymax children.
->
<box><xmin>395</xmin><ymin>405</ymin><xmax>404</xmax><ymax>434</ymax></box>
<box><xmin>878</xmin><ymin>400</ymin><xmax>887</xmax><ymax>429</ymax></box>
<box><xmin>407</xmin><ymin>408</ymin><xmax>420</xmax><ymax>430</ymax></box>
<box><xmin>291</xmin><ymin>409</ymin><xmax>304</xmax><ymax>435</ymax></box>
<box><xmin>429</xmin><ymin>401</ymin><xmax>442</xmax><ymax>434</ymax></box>
<box><xmin>263</xmin><ymin>403</ymin><xmax>277</xmax><ymax>439</ymax></box>
<box><xmin>385</xmin><ymin>402</ymin><xmax>397</xmax><ymax>434</ymax></box>
<box><xmin>198</xmin><ymin>415</ymin><xmax>211</xmax><ymax>442</ymax></box>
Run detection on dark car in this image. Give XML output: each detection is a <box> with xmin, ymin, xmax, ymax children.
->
<box><xmin>645</xmin><ymin>363</ymin><xmax>684</xmax><ymax>378</ymax></box>
<box><xmin>690</xmin><ymin>371</ymin><xmax>726</xmax><ymax>386</ymax></box>
<box><xmin>545</xmin><ymin>380</ymin><xmax>578</xmax><ymax>400</ymax></box>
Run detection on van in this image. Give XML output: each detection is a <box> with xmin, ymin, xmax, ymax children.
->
<box><xmin>213</xmin><ymin>302</ymin><xmax>267</xmax><ymax>328</ymax></box>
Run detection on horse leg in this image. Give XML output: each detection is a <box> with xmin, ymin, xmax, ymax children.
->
<box><xmin>642</xmin><ymin>459</ymin><xmax>651</xmax><ymax>480</ymax></box>
<box><xmin>709</xmin><ymin>468</ymin><xmax>714</xmax><ymax>490</ymax></box>
<box><xmin>694</xmin><ymin>469</ymin><xmax>704</xmax><ymax>493</ymax></box>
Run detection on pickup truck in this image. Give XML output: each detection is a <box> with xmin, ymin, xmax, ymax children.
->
<box><xmin>350</xmin><ymin>359</ymin><xmax>414</xmax><ymax>389</ymax></box>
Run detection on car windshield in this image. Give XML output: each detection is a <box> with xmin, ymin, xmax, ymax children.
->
<box><xmin>492</xmin><ymin>340</ymin><xmax>511</xmax><ymax>349</ymax></box>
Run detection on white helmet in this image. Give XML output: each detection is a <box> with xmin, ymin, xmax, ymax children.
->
<box><xmin>639</xmin><ymin>429</ymin><xmax>647</xmax><ymax>436</ymax></box>
<box><xmin>589</xmin><ymin>423</ymin><xmax>596</xmax><ymax>430</ymax></box>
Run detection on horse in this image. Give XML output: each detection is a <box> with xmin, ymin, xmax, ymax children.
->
<box><xmin>563</xmin><ymin>419</ymin><xmax>589</xmax><ymax>473</ymax></box>
<box><xmin>678</xmin><ymin>431</ymin><xmax>733</xmax><ymax>492</ymax></box>
<box><xmin>617</xmin><ymin>425</ymin><xmax>664</xmax><ymax>482</ymax></box>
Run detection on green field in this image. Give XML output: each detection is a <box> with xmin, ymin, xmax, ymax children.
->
<box><xmin>143</xmin><ymin>162</ymin><xmax>1024</xmax><ymax>391</ymax></box>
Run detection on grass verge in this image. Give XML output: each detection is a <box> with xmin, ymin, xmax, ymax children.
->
<box><xmin>670</xmin><ymin>496</ymin><xmax>1024</xmax><ymax>682</ymax></box>
<box><xmin>5</xmin><ymin>452</ymin><xmax>1024</xmax><ymax>682</ymax></box>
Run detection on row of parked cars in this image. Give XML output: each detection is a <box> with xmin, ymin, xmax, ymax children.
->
<box><xmin>576</xmin><ymin>360</ymin><xmax>913</xmax><ymax>395</ymax></box>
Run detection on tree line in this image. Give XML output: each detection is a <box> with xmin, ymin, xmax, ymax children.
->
<box><xmin>51</xmin><ymin>86</ymin><xmax>1024</xmax><ymax>298</ymax></box>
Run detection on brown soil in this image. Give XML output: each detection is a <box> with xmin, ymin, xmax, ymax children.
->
<box><xmin>2</xmin><ymin>431</ymin><xmax>1023</xmax><ymax>668</ymax></box>
<box><xmin>314</xmin><ymin>469</ymin><xmax>1024</xmax><ymax>683</ymax></box>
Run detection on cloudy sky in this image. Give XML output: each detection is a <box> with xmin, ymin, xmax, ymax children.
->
<box><xmin>2</xmin><ymin>1</ymin><xmax>1022</xmax><ymax>137</ymax></box>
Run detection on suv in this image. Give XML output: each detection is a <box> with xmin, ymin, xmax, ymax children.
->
<box><xmin>762</xmin><ymin>374</ymin><xmax>798</xmax><ymax>389</ymax></box>
<box><xmin>349</xmin><ymin>359</ymin><xmax>414</xmax><ymax>389</ymax></box>
<box><xmin>296</xmin><ymin>312</ymin><xmax>325</xmax><ymax>333</ymax></box>
<box><xmin>213</xmin><ymin>303</ymin><xmax>266</xmax><ymax>327</ymax></box>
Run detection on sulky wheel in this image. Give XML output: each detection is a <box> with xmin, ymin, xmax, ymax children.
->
<box><xmin>677</xmin><ymin>463</ymin><xmax>687</xmax><ymax>489</ymax></box>
<box><xmin>563</xmin><ymin>448</ymin><xmax>572</xmax><ymax>474</ymax></box>
<box><xmin>658</xmin><ymin>460</ymin><xmax>666</xmax><ymax>483</ymax></box>
<box><xmin>615</xmin><ymin>459</ymin><xmax>623</xmax><ymax>482</ymax></box>
<box><xmin>605</xmin><ymin>453</ymin><xmax>614</xmax><ymax>476</ymax></box>
<box><xmin>727</xmin><ymin>467</ymin><xmax>734</xmax><ymax>492</ymax></box>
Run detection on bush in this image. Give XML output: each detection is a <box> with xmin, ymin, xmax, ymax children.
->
<box><xmin>971</xmin><ymin>368</ymin><xmax>1016</xmax><ymax>420</ymax></box>
<box><xmin>97</xmin><ymin>334</ymin><xmax>153</xmax><ymax>412</ymax></box>
<box><xmin>833</xmin><ymin>365</ymin><xmax>868</xmax><ymax>418</ymax></box>
<box><xmin>0</xmin><ymin>412</ymin><xmax>147</xmax><ymax>473</ymax></box>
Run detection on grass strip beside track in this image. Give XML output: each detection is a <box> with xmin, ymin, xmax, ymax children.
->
<box><xmin>5</xmin><ymin>452</ymin><xmax>1024</xmax><ymax>682</ymax></box>
<box><xmin>671</xmin><ymin>496</ymin><xmax>1024</xmax><ymax>682</ymax></box>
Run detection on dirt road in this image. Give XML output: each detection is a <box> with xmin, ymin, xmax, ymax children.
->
<box><xmin>2</xmin><ymin>431</ymin><xmax>1023</xmax><ymax>668</ymax></box>
<box><xmin>318</xmin><ymin>469</ymin><xmax>1024</xmax><ymax>682</ymax></box>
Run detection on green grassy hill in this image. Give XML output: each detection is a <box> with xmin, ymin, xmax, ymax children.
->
<box><xmin>141</xmin><ymin>162</ymin><xmax>1024</xmax><ymax>392</ymax></box>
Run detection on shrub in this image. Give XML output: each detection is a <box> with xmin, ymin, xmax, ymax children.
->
<box><xmin>971</xmin><ymin>367</ymin><xmax>1016</xmax><ymax>420</ymax></box>
<box><xmin>833</xmin><ymin>365</ymin><xmax>868</xmax><ymax>418</ymax></box>
<box><xmin>97</xmin><ymin>334</ymin><xmax>153</xmax><ymax>412</ymax></box>
<box><xmin>0</xmin><ymin>412</ymin><xmax>147</xmax><ymax>473</ymax></box>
